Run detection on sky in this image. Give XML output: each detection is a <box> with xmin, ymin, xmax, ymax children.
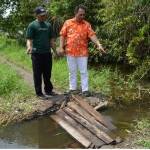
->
<box><xmin>3</xmin><ymin>8</ymin><xmax>12</xmax><ymax>18</ymax></box>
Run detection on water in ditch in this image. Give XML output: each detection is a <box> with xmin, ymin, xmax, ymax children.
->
<box><xmin>0</xmin><ymin>96</ymin><xmax>149</xmax><ymax>148</ymax></box>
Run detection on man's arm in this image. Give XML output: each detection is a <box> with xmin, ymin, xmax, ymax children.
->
<box><xmin>90</xmin><ymin>35</ymin><xmax>106</xmax><ymax>53</ymax></box>
<box><xmin>59</xmin><ymin>36</ymin><xmax>66</xmax><ymax>55</ymax></box>
<box><xmin>26</xmin><ymin>39</ymin><xmax>33</xmax><ymax>54</ymax></box>
<box><xmin>50</xmin><ymin>38</ymin><xmax>56</xmax><ymax>50</ymax></box>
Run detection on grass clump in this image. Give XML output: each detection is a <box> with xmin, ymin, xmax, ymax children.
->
<box><xmin>0</xmin><ymin>63</ymin><xmax>36</xmax><ymax>116</ymax></box>
<box><xmin>0</xmin><ymin>36</ymin><xmax>32</xmax><ymax>70</ymax></box>
<box><xmin>137</xmin><ymin>140</ymin><xmax>150</xmax><ymax>148</ymax></box>
<box><xmin>0</xmin><ymin>35</ymin><xmax>149</xmax><ymax>104</ymax></box>
<box><xmin>89</xmin><ymin>67</ymin><xmax>112</xmax><ymax>94</ymax></box>
<box><xmin>52</xmin><ymin>58</ymin><xmax>69</xmax><ymax>91</ymax></box>
<box><xmin>135</xmin><ymin>119</ymin><xmax>150</xmax><ymax>148</ymax></box>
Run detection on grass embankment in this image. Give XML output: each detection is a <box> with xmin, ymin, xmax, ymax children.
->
<box><xmin>0</xmin><ymin>36</ymin><xmax>142</xmax><ymax>103</ymax></box>
<box><xmin>135</xmin><ymin>119</ymin><xmax>150</xmax><ymax>148</ymax></box>
<box><xmin>123</xmin><ymin>119</ymin><xmax>150</xmax><ymax>149</ymax></box>
<box><xmin>0</xmin><ymin>63</ymin><xmax>37</xmax><ymax>126</ymax></box>
<box><xmin>0</xmin><ymin>36</ymin><xmax>150</xmax><ymax>147</ymax></box>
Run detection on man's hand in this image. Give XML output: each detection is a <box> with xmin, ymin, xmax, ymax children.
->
<box><xmin>57</xmin><ymin>47</ymin><xmax>65</xmax><ymax>56</ymax></box>
<box><xmin>27</xmin><ymin>47</ymin><xmax>32</xmax><ymax>54</ymax></box>
<box><xmin>26</xmin><ymin>39</ymin><xmax>32</xmax><ymax>54</ymax></box>
<box><xmin>90</xmin><ymin>35</ymin><xmax>106</xmax><ymax>54</ymax></box>
<box><xmin>50</xmin><ymin>38</ymin><xmax>56</xmax><ymax>50</ymax></box>
<box><xmin>97</xmin><ymin>44</ymin><xmax>106</xmax><ymax>54</ymax></box>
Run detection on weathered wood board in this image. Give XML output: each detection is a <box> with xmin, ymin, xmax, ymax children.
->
<box><xmin>71</xmin><ymin>95</ymin><xmax>116</xmax><ymax>130</ymax></box>
<box><xmin>51</xmin><ymin>94</ymin><xmax>117</xmax><ymax>148</ymax></box>
<box><xmin>51</xmin><ymin>114</ymin><xmax>91</xmax><ymax>148</ymax></box>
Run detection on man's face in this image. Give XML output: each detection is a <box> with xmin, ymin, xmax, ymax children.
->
<box><xmin>37</xmin><ymin>14</ymin><xmax>47</xmax><ymax>22</ymax></box>
<box><xmin>75</xmin><ymin>8</ymin><xmax>86</xmax><ymax>22</ymax></box>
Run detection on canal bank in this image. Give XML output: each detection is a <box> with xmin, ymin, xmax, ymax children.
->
<box><xmin>0</xmin><ymin>41</ymin><xmax>150</xmax><ymax>148</ymax></box>
<box><xmin>0</xmin><ymin>95</ymin><xmax>149</xmax><ymax>148</ymax></box>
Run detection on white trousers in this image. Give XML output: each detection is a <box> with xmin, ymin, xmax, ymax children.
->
<box><xmin>67</xmin><ymin>56</ymin><xmax>88</xmax><ymax>92</ymax></box>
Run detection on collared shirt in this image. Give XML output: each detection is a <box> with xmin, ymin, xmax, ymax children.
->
<box><xmin>26</xmin><ymin>20</ymin><xmax>54</xmax><ymax>53</ymax></box>
<box><xmin>60</xmin><ymin>18</ymin><xmax>95</xmax><ymax>56</ymax></box>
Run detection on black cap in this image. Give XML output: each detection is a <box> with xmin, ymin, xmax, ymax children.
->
<box><xmin>34</xmin><ymin>6</ymin><xmax>47</xmax><ymax>16</ymax></box>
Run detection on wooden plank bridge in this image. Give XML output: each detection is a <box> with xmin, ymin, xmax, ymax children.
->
<box><xmin>51</xmin><ymin>94</ymin><xmax>119</xmax><ymax>148</ymax></box>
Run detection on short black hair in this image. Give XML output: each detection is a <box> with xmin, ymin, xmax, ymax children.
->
<box><xmin>74</xmin><ymin>4</ymin><xmax>87</xmax><ymax>14</ymax></box>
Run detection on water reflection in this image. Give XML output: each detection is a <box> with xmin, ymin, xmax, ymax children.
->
<box><xmin>0</xmin><ymin>98</ymin><xmax>149</xmax><ymax>148</ymax></box>
<box><xmin>0</xmin><ymin>117</ymin><xmax>81</xmax><ymax>148</ymax></box>
<box><xmin>0</xmin><ymin>119</ymin><xmax>38</xmax><ymax>148</ymax></box>
<box><xmin>102</xmin><ymin>99</ymin><xmax>150</xmax><ymax>137</ymax></box>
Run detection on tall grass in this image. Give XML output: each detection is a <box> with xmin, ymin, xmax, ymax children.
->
<box><xmin>0</xmin><ymin>63</ymin><xmax>34</xmax><ymax>113</ymax></box>
<box><xmin>0</xmin><ymin>36</ymin><xmax>32</xmax><ymax>70</ymax></box>
<box><xmin>52</xmin><ymin>58</ymin><xmax>68</xmax><ymax>91</ymax></box>
<box><xmin>0</xmin><ymin>35</ymin><xmax>147</xmax><ymax>104</ymax></box>
<box><xmin>89</xmin><ymin>67</ymin><xmax>112</xmax><ymax>94</ymax></box>
<box><xmin>135</xmin><ymin>119</ymin><xmax>150</xmax><ymax>148</ymax></box>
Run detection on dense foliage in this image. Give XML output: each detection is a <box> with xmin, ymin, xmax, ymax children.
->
<box><xmin>0</xmin><ymin>0</ymin><xmax>149</xmax><ymax>79</ymax></box>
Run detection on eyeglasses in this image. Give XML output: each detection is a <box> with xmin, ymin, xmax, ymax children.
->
<box><xmin>79</xmin><ymin>14</ymin><xmax>85</xmax><ymax>16</ymax></box>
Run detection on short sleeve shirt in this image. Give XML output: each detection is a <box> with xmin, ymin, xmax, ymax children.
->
<box><xmin>26</xmin><ymin>20</ymin><xmax>54</xmax><ymax>53</ymax></box>
<box><xmin>60</xmin><ymin>18</ymin><xmax>95</xmax><ymax>56</ymax></box>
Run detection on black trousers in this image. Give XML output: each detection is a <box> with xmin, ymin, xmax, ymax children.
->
<box><xmin>31</xmin><ymin>53</ymin><xmax>53</xmax><ymax>95</ymax></box>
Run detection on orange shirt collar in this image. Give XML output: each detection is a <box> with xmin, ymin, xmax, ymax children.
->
<box><xmin>72</xmin><ymin>17</ymin><xmax>85</xmax><ymax>24</ymax></box>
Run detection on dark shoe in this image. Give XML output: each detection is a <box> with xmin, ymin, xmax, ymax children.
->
<box><xmin>82</xmin><ymin>91</ymin><xmax>91</xmax><ymax>97</ymax></box>
<box><xmin>68</xmin><ymin>90</ymin><xmax>79</xmax><ymax>94</ymax></box>
<box><xmin>45</xmin><ymin>91</ymin><xmax>57</xmax><ymax>96</ymax></box>
<box><xmin>37</xmin><ymin>94</ymin><xmax>48</xmax><ymax>100</ymax></box>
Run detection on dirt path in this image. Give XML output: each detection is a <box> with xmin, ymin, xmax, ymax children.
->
<box><xmin>0</xmin><ymin>55</ymin><xmax>111</xmax><ymax>124</ymax></box>
<box><xmin>0</xmin><ymin>55</ymin><xmax>33</xmax><ymax>86</ymax></box>
<box><xmin>0</xmin><ymin>55</ymin><xmax>65</xmax><ymax>125</ymax></box>
<box><xmin>0</xmin><ymin>55</ymin><xmax>63</xmax><ymax>94</ymax></box>
<box><xmin>0</xmin><ymin>54</ymin><xmax>109</xmax><ymax>107</ymax></box>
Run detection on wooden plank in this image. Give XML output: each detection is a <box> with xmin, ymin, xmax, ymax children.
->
<box><xmin>64</xmin><ymin>107</ymin><xmax>114</xmax><ymax>144</ymax></box>
<box><xmin>94</xmin><ymin>101</ymin><xmax>108</xmax><ymax>110</ymax></box>
<box><xmin>68</xmin><ymin>101</ymin><xmax>108</xmax><ymax>132</ymax></box>
<box><xmin>57</xmin><ymin>110</ymin><xmax>105</xmax><ymax>148</ymax></box>
<box><xmin>51</xmin><ymin>114</ymin><xmax>91</xmax><ymax>148</ymax></box>
<box><xmin>71</xmin><ymin>95</ymin><xmax>116</xmax><ymax>130</ymax></box>
<box><xmin>64</xmin><ymin>107</ymin><xmax>113</xmax><ymax>144</ymax></box>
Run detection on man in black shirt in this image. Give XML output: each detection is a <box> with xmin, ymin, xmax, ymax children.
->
<box><xmin>26</xmin><ymin>6</ymin><xmax>56</xmax><ymax>99</ymax></box>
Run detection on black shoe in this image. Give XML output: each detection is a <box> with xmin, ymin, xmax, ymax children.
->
<box><xmin>37</xmin><ymin>94</ymin><xmax>48</xmax><ymax>100</ymax></box>
<box><xmin>82</xmin><ymin>91</ymin><xmax>91</xmax><ymax>97</ymax></box>
<box><xmin>45</xmin><ymin>91</ymin><xmax>57</xmax><ymax>96</ymax></box>
<box><xmin>68</xmin><ymin>90</ymin><xmax>79</xmax><ymax>94</ymax></box>
<box><xmin>64</xmin><ymin>90</ymin><xmax>79</xmax><ymax>96</ymax></box>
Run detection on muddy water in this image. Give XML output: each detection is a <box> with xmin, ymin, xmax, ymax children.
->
<box><xmin>0</xmin><ymin>97</ymin><xmax>149</xmax><ymax>148</ymax></box>
<box><xmin>0</xmin><ymin>117</ymin><xmax>82</xmax><ymax>148</ymax></box>
<box><xmin>103</xmin><ymin>96</ymin><xmax>150</xmax><ymax>138</ymax></box>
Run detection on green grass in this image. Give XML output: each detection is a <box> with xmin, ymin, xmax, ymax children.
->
<box><xmin>135</xmin><ymin>119</ymin><xmax>150</xmax><ymax>148</ymax></box>
<box><xmin>52</xmin><ymin>58</ymin><xmax>69</xmax><ymax>91</ymax></box>
<box><xmin>0</xmin><ymin>35</ymin><xmax>147</xmax><ymax>103</ymax></box>
<box><xmin>0</xmin><ymin>35</ymin><xmax>114</xmax><ymax>94</ymax></box>
<box><xmin>0</xmin><ymin>36</ymin><xmax>32</xmax><ymax>70</ymax></box>
<box><xmin>136</xmin><ymin>119</ymin><xmax>150</xmax><ymax>129</ymax></box>
<box><xmin>0</xmin><ymin>63</ymin><xmax>35</xmax><ymax>114</ymax></box>
<box><xmin>52</xmin><ymin>59</ymin><xmax>114</xmax><ymax>94</ymax></box>
<box><xmin>137</xmin><ymin>140</ymin><xmax>150</xmax><ymax>148</ymax></box>
<box><xmin>89</xmin><ymin>67</ymin><xmax>112</xmax><ymax>94</ymax></box>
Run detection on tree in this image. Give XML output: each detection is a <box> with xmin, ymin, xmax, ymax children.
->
<box><xmin>0</xmin><ymin>0</ymin><xmax>44</xmax><ymax>43</ymax></box>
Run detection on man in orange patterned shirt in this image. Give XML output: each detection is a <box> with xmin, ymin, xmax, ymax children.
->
<box><xmin>59</xmin><ymin>4</ymin><xmax>106</xmax><ymax>96</ymax></box>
